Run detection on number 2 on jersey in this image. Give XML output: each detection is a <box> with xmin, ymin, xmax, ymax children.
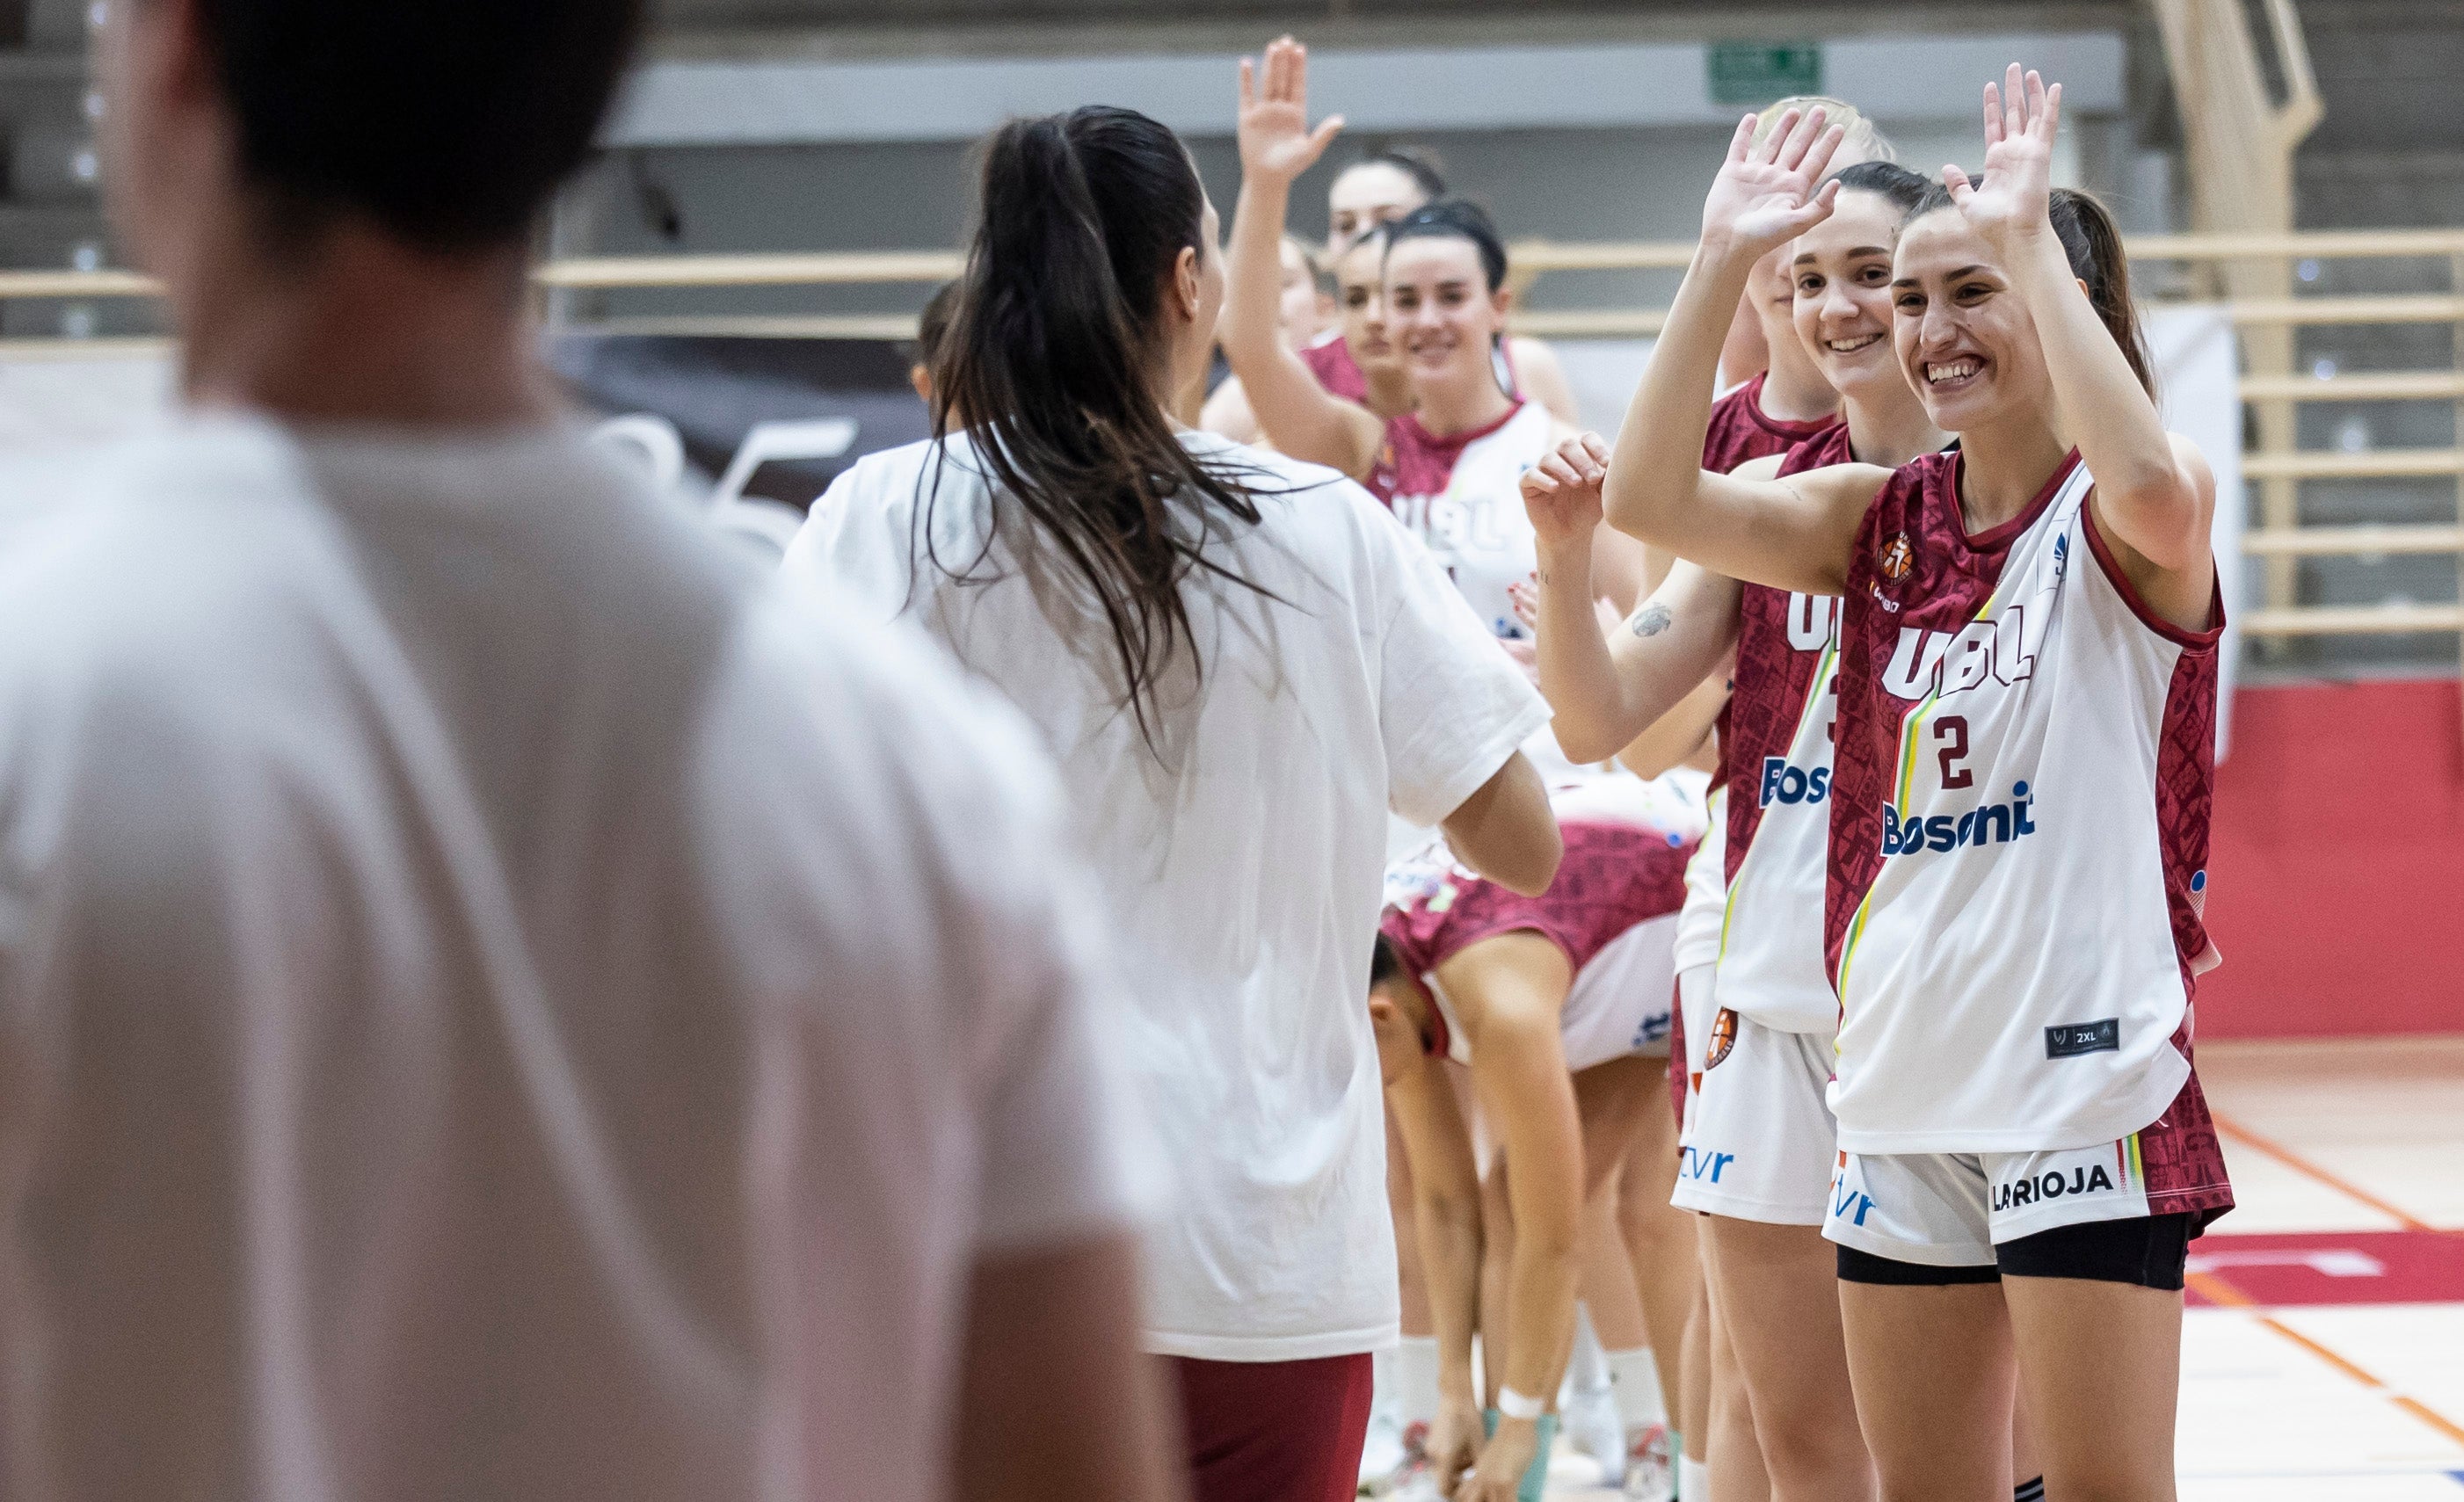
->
<box><xmin>1935</xmin><ymin>715</ymin><xmax>1973</xmax><ymax>790</ymax></box>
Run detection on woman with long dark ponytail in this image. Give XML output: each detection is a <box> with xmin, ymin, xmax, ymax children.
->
<box><xmin>786</xmin><ymin>104</ymin><xmax>1562</xmax><ymax>1502</ymax></box>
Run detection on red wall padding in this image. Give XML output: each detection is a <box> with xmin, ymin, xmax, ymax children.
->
<box><xmin>2198</xmin><ymin>678</ymin><xmax>2464</xmax><ymax>1038</ymax></box>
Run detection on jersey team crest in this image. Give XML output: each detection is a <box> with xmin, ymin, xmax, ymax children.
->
<box><xmin>1704</xmin><ymin>1006</ymin><xmax>1740</xmax><ymax>1070</ymax></box>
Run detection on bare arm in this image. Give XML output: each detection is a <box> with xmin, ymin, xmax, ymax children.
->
<box><xmin>953</xmin><ymin>1235</ymin><xmax>1188</xmax><ymax>1502</ymax></box>
<box><xmin>1958</xmin><ymin>68</ymin><xmax>2216</xmax><ymax>628</ymax></box>
<box><xmin>1439</xmin><ymin>751</ymin><xmax>1562</xmax><ymax>898</ymax></box>
<box><xmin>1524</xmin><ymin>433</ymin><xmax>1745</xmax><ymax>764</ymax></box>
<box><xmin>1617</xmin><ymin>659</ymin><xmax>1732</xmax><ymax>780</ymax></box>
<box><xmin>1596</xmin><ymin>109</ymin><xmax>1884</xmax><ymax>594</ymax></box>
<box><xmin>1221</xmin><ymin>40</ymin><xmax>1384</xmax><ymax>476</ymax></box>
<box><xmin>1546</xmin><ymin>559</ymin><xmax>1741</xmax><ymax>766</ymax></box>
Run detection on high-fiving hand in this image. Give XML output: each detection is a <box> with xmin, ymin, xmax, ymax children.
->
<box><xmin>1237</xmin><ymin>36</ymin><xmax>1345</xmax><ymax>186</ymax></box>
<box><xmin>1697</xmin><ymin>104</ymin><xmax>1847</xmax><ymax>262</ymax></box>
<box><xmin>1942</xmin><ymin>63</ymin><xmax>2062</xmax><ymax>256</ymax></box>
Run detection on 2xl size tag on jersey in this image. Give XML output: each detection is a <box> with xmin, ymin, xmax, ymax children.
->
<box><xmin>2045</xmin><ymin>1019</ymin><xmax>2120</xmax><ymax>1058</ymax></box>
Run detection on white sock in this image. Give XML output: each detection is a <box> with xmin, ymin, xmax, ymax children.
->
<box><xmin>1608</xmin><ymin>1346</ymin><xmax>1666</xmax><ymax>1424</ymax></box>
<box><xmin>1565</xmin><ymin>1302</ymin><xmax>1613</xmax><ymax>1397</ymax></box>
<box><xmin>1680</xmin><ymin>1454</ymin><xmax>1711</xmax><ymax>1499</ymax></box>
<box><xmin>1398</xmin><ymin>1336</ymin><xmax>1441</xmax><ymax>1427</ymax></box>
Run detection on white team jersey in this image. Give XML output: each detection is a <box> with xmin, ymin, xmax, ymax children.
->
<box><xmin>1828</xmin><ymin>452</ymin><xmax>2222</xmax><ymax>1154</ymax></box>
<box><xmin>1385</xmin><ymin>398</ymin><xmax>1557</xmax><ymax>641</ymax></box>
<box><xmin>1712</xmin><ymin>603</ymin><xmax>1843</xmax><ymax>1034</ymax></box>
<box><xmin>1383</xmin><ymin>396</ymin><xmax>1633</xmax><ymax>797</ymax></box>
<box><xmin>1672</xmin><ymin>787</ymin><xmax>1728</xmax><ymax>976</ymax></box>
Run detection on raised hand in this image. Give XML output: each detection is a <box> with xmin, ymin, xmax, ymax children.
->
<box><xmin>1697</xmin><ymin>105</ymin><xmax>1846</xmax><ymax>260</ymax></box>
<box><xmin>1237</xmin><ymin>36</ymin><xmax>1344</xmax><ymax>185</ymax></box>
<box><xmin>1943</xmin><ymin>63</ymin><xmax>2061</xmax><ymax>254</ymax></box>
<box><xmin>1521</xmin><ymin>432</ymin><xmax>1615</xmax><ymax>550</ymax></box>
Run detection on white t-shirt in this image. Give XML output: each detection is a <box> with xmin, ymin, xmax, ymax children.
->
<box><xmin>789</xmin><ymin>431</ymin><xmax>1550</xmax><ymax>1361</ymax></box>
<box><xmin>0</xmin><ymin>414</ymin><xmax>1141</xmax><ymax>1502</ymax></box>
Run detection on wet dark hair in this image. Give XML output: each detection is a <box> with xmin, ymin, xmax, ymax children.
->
<box><xmin>1385</xmin><ymin>199</ymin><xmax>1508</xmax><ymax>293</ymax></box>
<box><xmin>1828</xmin><ymin>160</ymin><xmax>1933</xmax><ymax>215</ymax></box>
<box><xmin>1903</xmin><ymin>182</ymin><xmax>2154</xmax><ymax>395</ymax></box>
<box><xmin>1370</xmin><ymin>931</ymin><xmax>1402</xmax><ymax>988</ymax></box>
<box><xmin>182</xmin><ymin>0</ymin><xmax>644</xmax><ymax>250</ymax></box>
<box><xmin>931</xmin><ymin>105</ymin><xmax>1275</xmax><ymax>750</ymax></box>
<box><xmin>1340</xmin><ymin>145</ymin><xmax>1448</xmax><ymax>201</ymax></box>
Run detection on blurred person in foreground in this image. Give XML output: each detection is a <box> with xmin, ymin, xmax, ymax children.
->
<box><xmin>0</xmin><ymin>4</ymin><xmax>1178</xmax><ymax>1502</ymax></box>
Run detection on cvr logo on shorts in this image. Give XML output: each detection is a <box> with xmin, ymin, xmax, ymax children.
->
<box><xmin>1991</xmin><ymin>1163</ymin><xmax>2116</xmax><ymax>1213</ymax></box>
<box><xmin>1680</xmin><ymin>1146</ymin><xmax>1735</xmax><ymax>1185</ymax></box>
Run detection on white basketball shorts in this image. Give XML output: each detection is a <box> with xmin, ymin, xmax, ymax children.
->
<box><xmin>1670</xmin><ymin>1008</ymin><xmax>1838</xmax><ymax>1225</ymax></box>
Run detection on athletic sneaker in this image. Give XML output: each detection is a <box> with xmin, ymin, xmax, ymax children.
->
<box><xmin>1356</xmin><ymin>1404</ymin><xmax>1408</xmax><ymax>1494</ymax></box>
<box><xmin>1362</xmin><ymin>1419</ymin><xmax>1432</xmax><ymax>1498</ymax></box>
<box><xmin>1623</xmin><ymin>1423</ymin><xmax>1675</xmax><ymax>1502</ymax></box>
<box><xmin>1560</xmin><ymin>1381</ymin><xmax>1628</xmax><ymax>1488</ymax></box>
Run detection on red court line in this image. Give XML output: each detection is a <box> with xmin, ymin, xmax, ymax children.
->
<box><xmin>2188</xmin><ymin>1267</ymin><xmax>2464</xmax><ymax>1449</ymax></box>
<box><xmin>2208</xmin><ymin>1109</ymin><xmax>2444</xmax><ymax>1235</ymax></box>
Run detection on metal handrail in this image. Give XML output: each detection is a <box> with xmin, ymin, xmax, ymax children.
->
<box><xmin>10</xmin><ymin>228</ymin><xmax>2464</xmax><ymax>303</ymax></box>
<box><xmin>4</xmin><ymin>228</ymin><xmax>2459</xmax><ymax>664</ymax></box>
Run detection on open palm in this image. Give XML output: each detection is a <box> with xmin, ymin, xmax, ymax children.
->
<box><xmin>1238</xmin><ymin>36</ymin><xmax>1343</xmax><ymax>185</ymax></box>
<box><xmin>1699</xmin><ymin>104</ymin><xmax>1845</xmax><ymax>258</ymax></box>
<box><xmin>1944</xmin><ymin>64</ymin><xmax>2062</xmax><ymax>253</ymax></box>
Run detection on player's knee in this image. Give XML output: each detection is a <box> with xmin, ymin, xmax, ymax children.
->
<box><xmin>1617</xmin><ymin>1193</ymin><xmax>1688</xmax><ymax>1257</ymax></box>
<box><xmin>1754</xmin><ymin>1403</ymin><xmax>1869</xmax><ymax>1481</ymax></box>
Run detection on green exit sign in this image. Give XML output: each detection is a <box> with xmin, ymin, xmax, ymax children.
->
<box><xmin>1707</xmin><ymin>43</ymin><xmax>1824</xmax><ymax>105</ymax></box>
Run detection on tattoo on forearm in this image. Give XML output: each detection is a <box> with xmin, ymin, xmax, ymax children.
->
<box><xmin>1631</xmin><ymin>603</ymin><xmax>1673</xmax><ymax>638</ymax></box>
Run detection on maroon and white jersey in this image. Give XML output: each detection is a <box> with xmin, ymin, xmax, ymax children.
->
<box><xmin>1700</xmin><ymin>376</ymin><xmax>1841</xmax><ymax>799</ymax></box>
<box><xmin>1302</xmin><ymin>334</ymin><xmax>1371</xmax><ymax>406</ymax></box>
<box><xmin>1703</xmin><ymin>373</ymin><xmax>1838</xmax><ymax>476</ymax></box>
<box><xmin>1377</xmin><ymin>399</ymin><xmax>1555</xmax><ymax>642</ymax></box>
<box><xmin>1712</xmin><ymin>425</ymin><xmax>1854</xmax><ymax>1034</ymax></box>
<box><xmin>1384</xmin><ymin>817</ymin><xmax>1696</xmax><ymax>1072</ymax></box>
<box><xmin>1824</xmin><ymin>449</ymin><xmax>2224</xmax><ymax>1153</ymax></box>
